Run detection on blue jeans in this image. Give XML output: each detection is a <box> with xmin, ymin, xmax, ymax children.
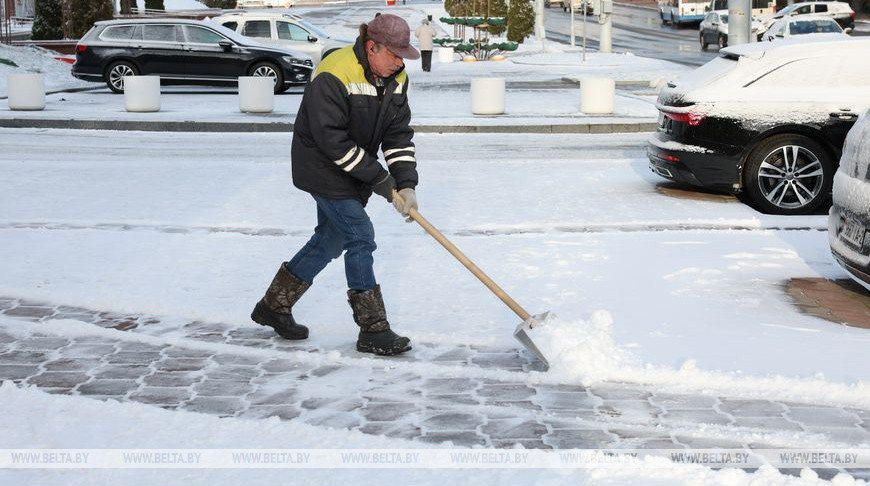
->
<box><xmin>286</xmin><ymin>195</ymin><xmax>377</xmax><ymax>290</ymax></box>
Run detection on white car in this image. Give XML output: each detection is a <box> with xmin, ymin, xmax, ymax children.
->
<box><xmin>758</xmin><ymin>1</ymin><xmax>855</xmax><ymax>32</ymax></box>
<box><xmin>761</xmin><ymin>16</ymin><xmax>847</xmax><ymax>42</ymax></box>
<box><xmin>829</xmin><ymin>111</ymin><xmax>870</xmax><ymax>291</ymax></box>
<box><xmin>210</xmin><ymin>12</ymin><xmax>351</xmax><ymax>65</ymax></box>
<box><xmin>699</xmin><ymin>10</ymin><xmax>764</xmax><ymax>50</ymax></box>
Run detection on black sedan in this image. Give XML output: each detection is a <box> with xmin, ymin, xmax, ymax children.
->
<box><xmin>72</xmin><ymin>19</ymin><xmax>313</xmax><ymax>93</ymax></box>
<box><xmin>648</xmin><ymin>37</ymin><xmax>870</xmax><ymax>215</ymax></box>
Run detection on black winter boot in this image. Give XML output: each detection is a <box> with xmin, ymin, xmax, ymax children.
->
<box><xmin>251</xmin><ymin>263</ymin><xmax>311</xmax><ymax>340</ymax></box>
<box><xmin>347</xmin><ymin>285</ymin><xmax>411</xmax><ymax>356</ymax></box>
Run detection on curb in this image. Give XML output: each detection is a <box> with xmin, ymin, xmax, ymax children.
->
<box><xmin>0</xmin><ymin>118</ymin><xmax>658</xmax><ymax>134</ymax></box>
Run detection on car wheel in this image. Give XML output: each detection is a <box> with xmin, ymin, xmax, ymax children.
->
<box><xmin>249</xmin><ymin>61</ymin><xmax>284</xmax><ymax>94</ymax></box>
<box><xmin>742</xmin><ymin>134</ymin><xmax>834</xmax><ymax>215</ymax></box>
<box><xmin>700</xmin><ymin>33</ymin><xmax>708</xmax><ymax>51</ymax></box>
<box><xmin>718</xmin><ymin>34</ymin><xmax>727</xmax><ymax>49</ymax></box>
<box><xmin>105</xmin><ymin>61</ymin><xmax>138</xmax><ymax>94</ymax></box>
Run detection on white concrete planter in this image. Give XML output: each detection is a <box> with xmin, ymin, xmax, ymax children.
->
<box><xmin>471</xmin><ymin>78</ymin><xmax>505</xmax><ymax>115</ymax></box>
<box><xmin>124</xmin><ymin>76</ymin><xmax>161</xmax><ymax>113</ymax></box>
<box><xmin>580</xmin><ymin>77</ymin><xmax>615</xmax><ymax>114</ymax></box>
<box><xmin>238</xmin><ymin>76</ymin><xmax>274</xmax><ymax>113</ymax></box>
<box><xmin>7</xmin><ymin>73</ymin><xmax>46</xmax><ymax>111</ymax></box>
<box><xmin>437</xmin><ymin>47</ymin><xmax>454</xmax><ymax>64</ymax></box>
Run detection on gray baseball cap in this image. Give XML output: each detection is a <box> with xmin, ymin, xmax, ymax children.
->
<box><xmin>367</xmin><ymin>14</ymin><xmax>420</xmax><ymax>60</ymax></box>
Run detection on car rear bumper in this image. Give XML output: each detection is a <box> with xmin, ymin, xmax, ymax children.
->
<box><xmin>829</xmin><ymin>204</ymin><xmax>870</xmax><ymax>291</ymax></box>
<box><xmin>646</xmin><ymin>132</ymin><xmax>742</xmax><ymax>192</ymax></box>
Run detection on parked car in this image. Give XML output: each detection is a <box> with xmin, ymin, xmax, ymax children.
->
<box><xmin>72</xmin><ymin>19</ymin><xmax>313</xmax><ymax>94</ymax></box>
<box><xmin>758</xmin><ymin>1</ymin><xmax>855</xmax><ymax>32</ymax></box>
<box><xmin>828</xmin><ymin>111</ymin><xmax>870</xmax><ymax>291</ymax></box>
<box><xmin>761</xmin><ymin>16</ymin><xmax>846</xmax><ymax>41</ymax></box>
<box><xmin>699</xmin><ymin>10</ymin><xmax>764</xmax><ymax>50</ymax></box>
<box><xmin>647</xmin><ymin>37</ymin><xmax>870</xmax><ymax>215</ymax></box>
<box><xmin>236</xmin><ymin>0</ymin><xmax>295</xmax><ymax>7</ymax></box>
<box><xmin>210</xmin><ymin>12</ymin><xmax>351</xmax><ymax>65</ymax></box>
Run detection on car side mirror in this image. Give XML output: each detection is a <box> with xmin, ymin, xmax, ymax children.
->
<box><xmin>219</xmin><ymin>41</ymin><xmax>233</xmax><ymax>52</ymax></box>
<box><xmin>308</xmin><ymin>35</ymin><xmax>318</xmax><ymax>43</ymax></box>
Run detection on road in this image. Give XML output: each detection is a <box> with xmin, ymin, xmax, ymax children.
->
<box><xmin>543</xmin><ymin>3</ymin><xmax>718</xmax><ymax>66</ymax></box>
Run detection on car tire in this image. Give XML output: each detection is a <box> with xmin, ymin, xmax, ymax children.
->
<box><xmin>105</xmin><ymin>61</ymin><xmax>138</xmax><ymax>94</ymax></box>
<box><xmin>742</xmin><ymin>134</ymin><xmax>834</xmax><ymax>215</ymax></box>
<box><xmin>249</xmin><ymin>61</ymin><xmax>285</xmax><ymax>94</ymax></box>
<box><xmin>700</xmin><ymin>33</ymin><xmax>708</xmax><ymax>51</ymax></box>
<box><xmin>718</xmin><ymin>34</ymin><xmax>727</xmax><ymax>49</ymax></box>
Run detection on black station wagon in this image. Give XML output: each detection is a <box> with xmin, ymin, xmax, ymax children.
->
<box><xmin>72</xmin><ymin>19</ymin><xmax>313</xmax><ymax>93</ymax></box>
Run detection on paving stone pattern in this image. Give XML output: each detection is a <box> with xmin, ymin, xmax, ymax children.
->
<box><xmin>1</xmin><ymin>298</ymin><xmax>869</xmax><ymax>479</ymax></box>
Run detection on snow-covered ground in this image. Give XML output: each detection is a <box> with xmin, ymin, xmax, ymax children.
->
<box><xmin>1</xmin><ymin>5</ymin><xmax>868</xmax><ymax>485</ymax></box>
<box><xmin>0</xmin><ymin>129</ymin><xmax>865</xmax><ymax>398</ymax></box>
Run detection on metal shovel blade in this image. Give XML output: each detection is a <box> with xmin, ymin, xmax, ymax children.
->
<box><xmin>513</xmin><ymin>311</ymin><xmax>555</xmax><ymax>370</ymax></box>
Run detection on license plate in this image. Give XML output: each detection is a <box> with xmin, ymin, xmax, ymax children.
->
<box><xmin>840</xmin><ymin>215</ymin><xmax>867</xmax><ymax>249</ymax></box>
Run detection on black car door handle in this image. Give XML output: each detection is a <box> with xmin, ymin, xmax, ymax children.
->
<box><xmin>830</xmin><ymin>112</ymin><xmax>859</xmax><ymax>120</ymax></box>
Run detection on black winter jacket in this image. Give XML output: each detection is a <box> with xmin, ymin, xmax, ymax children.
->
<box><xmin>290</xmin><ymin>37</ymin><xmax>418</xmax><ymax>202</ymax></box>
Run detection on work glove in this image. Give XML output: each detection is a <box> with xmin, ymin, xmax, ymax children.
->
<box><xmin>371</xmin><ymin>173</ymin><xmax>396</xmax><ymax>202</ymax></box>
<box><xmin>392</xmin><ymin>188</ymin><xmax>418</xmax><ymax>223</ymax></box>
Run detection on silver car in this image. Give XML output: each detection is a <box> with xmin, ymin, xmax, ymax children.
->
<box><xmin>210</xmin><ymin>12</ymin><xmax>351</xmax><ymax>66</ymax></box>
<box><xmin>699</xmin><ymin>10</ymin><xmax>764</xmax><ymax>50</ymax></box>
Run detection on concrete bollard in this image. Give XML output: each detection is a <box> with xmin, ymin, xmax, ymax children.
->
<box><xmin>437</xmin><ymin>47</ymin><xmax>454</xmax><ymax>64</ymax></box>
<box><xmin>471</xmin><ymin>77</ymin><xmax>505</xmax><ymax>115</ymax></box>
<box><xmin>7</xmin><ymin>73</ymin><xmax>46</xmax><ymax>111</ymax></box>
<box><xmin>124</xmin><ymin>76</ymin><xmax>161</xmax><ymax>113</ymax></box>
<box><xmin>238</xmin><ymin>76</ymin><xmax>274</xmax><ymax>113</ymax></box>
<box><xmin>580</xmin><ymin>77</ymin><xmax>615</xmax><ymax>114</ymax></box>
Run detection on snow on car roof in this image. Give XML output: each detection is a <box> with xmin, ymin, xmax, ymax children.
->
<box><xmin>721</xmin><ymin>35</ymin><xmax>867</xmax><ymax>60</ymax></box>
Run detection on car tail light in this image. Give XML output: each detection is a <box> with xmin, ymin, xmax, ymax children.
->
<box><xmin>659</xmin><ymin>153</ymin><xmax>681</xmax><ymax>162</ymax></box>
<box><xmin>75</xmin><ymin>44</ymin><xmax>87</xmax><ymax>54</ymax></box>
<box><xmin>663</xmin><ymin>111</ymin><xmax>706</xmax><ymax>126</ymax></box>
<box><xmin>850</xmin><ymin>12</ymin><xmax>855</xmax><ymax>17</ymax></box>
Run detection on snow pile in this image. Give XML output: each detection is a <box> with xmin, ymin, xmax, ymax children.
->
<box><xmin>0</xmin><ymin>382</ymin><xmax>860</xmax><ymax>486</ymax></box>
<box><xmin>0</xmin><ymin>45</ymin><xmax>92</xmax><ymax>97</ymax></box>
<box><xmin>535</xmin><ymin>312</ymin><xmax>870</xmax><ymax>412</ymax></box>
<box><xmin>534</xmin><ymin>310</ymin><xmax>639</xmax><ymax>380</ymax></box>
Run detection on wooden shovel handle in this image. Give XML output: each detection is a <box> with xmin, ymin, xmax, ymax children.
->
<box><xmin>393</xmin><ymin>191</ymin><xmax>530</xmax><ymax>321</ymax></box>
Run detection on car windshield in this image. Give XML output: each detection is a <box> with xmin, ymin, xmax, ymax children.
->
<box><xmin>791</xmin><ymin>19</ymin><xmax>841</xmax><ymax>33</ymax></box>
<box><xmin>297</xmin><ymin>20</ymin><xmax>330</xmax><ymax>39</ymax></box>
<box><xmin>774</xmin><ymin>4</ymin><xmax>796</xmax><ymax>17</ymax></box>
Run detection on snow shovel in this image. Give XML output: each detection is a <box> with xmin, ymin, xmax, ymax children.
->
<box><xmin>393</xmin><ymin>191</ymin><xmax>553</xmax><ymax>370</ymax></box>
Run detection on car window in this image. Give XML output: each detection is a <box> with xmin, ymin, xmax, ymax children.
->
<box><xmin>221</xmin><ymin>21</ymin><xmax>238</xmax><ymax>31</ymax></box>
<box><xmin>242</xmin><ymin>20</ymin><xmax>271</xmax><ymax>38</ymax></box>
<box><xmin>101</xmin><ymin>25</ymin><xmax>135</xmax><ymax>40</ymax></box>
<box><xmin>749</xmin><ymin>57</ymin><xmax>836</xmax><ymax>88</ymax></box>
<box><xmin>142</xmin><ymin>25</ymin><xmax>180</xmax><ymax>42</ymax></box>
<box><xmin>795</xmin><ymin>5</ymin><xmax>811</xmax><ymax>14</ymax></box>
<box><xmin>814</xmin><ymin>4</ymin><xmax>827</xmax><ymax>12</ymax></box>
<box><xmin>277</xmin><ymin>21</ymin><xmax>310</xmax><ymax>41</ymax></box>
<box><xmin>184</xmin><ymin>25</ymin><xmax>226</xmax><ymax>44</ymax></box>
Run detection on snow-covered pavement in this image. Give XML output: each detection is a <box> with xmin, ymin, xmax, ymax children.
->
<box><xmin>1</xmin><ymin>129</ymin><xmax>868</xmax><ymax>484</ymax></box>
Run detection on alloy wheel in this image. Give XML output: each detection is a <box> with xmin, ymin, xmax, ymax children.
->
<box><xmin>252</xmin><ymin>65</ymin><xmax>278</xmax><ymax>86</ymax></box>
<box><xmin>109</xmin><ymin>64</ymin><xmax>135</xmax><ymax>91</ymax></box>
<box><xmin>756</xmin><ymin>145</ymin><xmax>825</xmax><ymax>210</ymax></box>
